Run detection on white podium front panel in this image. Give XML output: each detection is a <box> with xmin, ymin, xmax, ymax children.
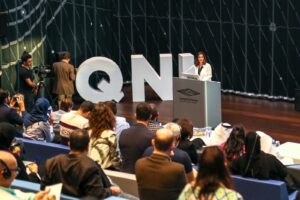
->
<box><xmin>173</xmin><ymin>77</ymin><xmax>221</xmax><ymax>128</ymax></box>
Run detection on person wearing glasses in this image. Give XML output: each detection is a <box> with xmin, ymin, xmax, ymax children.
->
<box><xmin>0</xmin><ymin>150</ymin><xmax>55</xmax><ymax>200</ymax></box>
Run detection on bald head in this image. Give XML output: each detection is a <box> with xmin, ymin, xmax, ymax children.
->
<box><xmin>153</xmin><ymin>128</ymin><xmax>174</xmax><ymax>152</ymax></box>
<box><xmin>0</xmin><ymin>150</ymin><xmax>17</xmax><ymax>187</ymax></box>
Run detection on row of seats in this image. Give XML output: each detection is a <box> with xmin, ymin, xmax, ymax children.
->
<box><xmin>18</xmin><ymin>137</ymin><xmax>298</xmax><ymax>200</ymax></box>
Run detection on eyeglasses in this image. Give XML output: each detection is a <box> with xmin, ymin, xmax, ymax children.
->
<box><xmin>9</xmin><ymin>167</ymin><xmax>20</xmax><ymax>175</ymax></box>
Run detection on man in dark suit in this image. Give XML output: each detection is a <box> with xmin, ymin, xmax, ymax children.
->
<box><xmin>0</xmin><ymin>89</ymin><xmax>24</xmax><ymax>135</ymax></box>
<box><xmin>135</xmin><ymin>128</ymin><xmax>187</xmax><ymax>200</ymax></box>
<box><xmin>52</xmin><ymin>52</ymin><xmax>76</xmax><ymax>107</ymax></box>
<box><xmin>119</xmin><ymin>102</ymin><xmax>155</xmax><ymax>174</ymax></box>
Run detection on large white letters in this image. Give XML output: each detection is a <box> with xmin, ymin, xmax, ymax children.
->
<box><xmin>76</xmin><ymin>57</ymin><xmax>124</xmax><ymax>103</ymax></box>
<box><xmin>76</xmin><ymin>53</ymin><xmax>192</xmax><ymax>102</ymax></box>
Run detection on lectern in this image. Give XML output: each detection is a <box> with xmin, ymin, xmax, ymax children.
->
<box><xmin>173</xmin><ymin>77</ymin><xmax>221</xmax><ymax>128</ymax></box>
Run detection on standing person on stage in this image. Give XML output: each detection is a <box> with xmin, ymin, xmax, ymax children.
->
<box><xmin>193</xmin><ymin>51</ymin><xmax>212</xmax><ymax>81</ymax></box>
<box><xmin>52</xmin><ymin>52</ymin><xmax>76</xmax><ymax>107</ymax></box>
<box><xmin>19</xmin><ymin>52</ymin><xmax>36</xmax><ymax>112</ymax></box>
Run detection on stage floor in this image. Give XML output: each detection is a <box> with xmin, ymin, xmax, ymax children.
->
<box><xmin>116</xmin><ymin>85</ymin><xmax>300</xmax><ymax>143</ymax></box>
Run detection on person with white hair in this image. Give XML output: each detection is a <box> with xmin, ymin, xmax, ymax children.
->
<box><xmin>143</xmin><ymin>122</ymin><xmax>194</xmax><ymax>183</ymax></box>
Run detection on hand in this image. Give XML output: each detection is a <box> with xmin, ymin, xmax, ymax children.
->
<box><xmin>34</xmin><ymin>189</ymin><xmax>56</xmax><ymax>200</ymax></box>
<box><xmin>110</xmin><ymin>186</ymin><xmax>121</xmax><ymax>196</ymax></box>
<box><xmin>27</xmin><ymin>163</ymin><xmax>38</xmax><ymax>173</ymax></box>
<box><xmin>18</xmin><ymin>100</ymin><xmax>25</xmax><ymax>112</ymax></box>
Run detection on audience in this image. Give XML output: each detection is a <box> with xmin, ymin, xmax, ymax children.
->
<box><xmin>119</xmin><ymin>102</ymin><xmax>155</xmax><ymax>174</ymax></box>
<box><xmin>143</xmin><ymin>122</ymin><xmax>194</xmax><ymax>183</ymax></box>
<box><xmin>178</xmin><ymin>146</ymin><xmax>243</xmax><ymax>200</ymax></box>
<box><xmin>52</xmin><ymin>98</ymin><xmax>73</xmax><ymax>135</ymax></box>
<box><xmin>176</xmin><ymin>118</ymin><xmax>198</xmax><ymax>164</ymax></box>
<box><xmin>0</xmin><ymin>150</ymin><xmax>54</xmax><ymax>200</ymax></box>
<box><xmin>0</xmin><ymin>89</ymin><xmax>24</xmax><ymax>136</ymax></box>
<box><xmin>147</xmin><ymin>103</ymin><xmax>163</xmax><ymax>133</ymax></box>
<box><xmin>41</xmin><ymin>129</ymin><xmax>121</xmax><ymax>198</ymax></box>
<box><xmin>231</xmin><ymin>131</ymin><xmax>288</xmax><ymax>181</ymax></box>
<box><xmin>135</xmin><ymin>128</ymin><xmax>187</xmax><ymax>200</ymax></box>
<box><xmin>59</xmin><ymin>100</ymin><xmax>94</xmax><ymax>145</ymax></box>
<box><xmin>221</xmin><ymin>124</ymin><xmax>245</xmax><ymax>165</ymax></box>
<box><xmin>88</xmin><ymin>103</ymin><xmax>121</xmax><ymax>170</ymax></box>
<box><xmin>23</xmin><ymin>97</ymin><xmax>54</xmax><ymax>142</ymax></box>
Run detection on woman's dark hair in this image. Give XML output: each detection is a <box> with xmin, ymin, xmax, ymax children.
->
<box><xmin>176</xmin><ymin>119</ymin><xmax>193</xmax><ymax>140</ymax></box>
<box><xmin>60</xmin><ymin>98</ymin><xmax>73</xmax><ymax>112</ymax></box>
<box><xmin>195</xmin><ymin>146</ymin><xmax>232</xmax><ymax>198</ymax></box>
<box><xmin>89</xmin><ymin>103</ymin><xmax>116</xmax><ymax>138</ymax></box>
<box><xmin>223</xmin><ymin>124</ymin><xmax>245</xmax><ymax>161</ymax></box>
<box><xmin>194</xmin><ymin>51</ymin><xmax>207</xmax><ymax>66</ymax></box>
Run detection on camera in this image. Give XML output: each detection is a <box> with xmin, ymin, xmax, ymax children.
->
<box><xmin>11</xmin><ymin>94</ymin><xmax>24</xmax><ymax>108</ymax></box>
<box><xmin>33</xmin><ymin>65</ymin><xmax>52</xmax><ymax>79</ymax></box>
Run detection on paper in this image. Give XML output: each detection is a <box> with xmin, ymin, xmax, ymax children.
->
<box><xmin>45</xmin><ymin>183</ymin><xmax>63</xmax><ymax>200</ymax></box>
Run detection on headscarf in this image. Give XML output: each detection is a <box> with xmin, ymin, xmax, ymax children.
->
<box><xmin>23</xmin><ymin>97</ymin><xmax>51</xmax><ymax>127</ymax></box>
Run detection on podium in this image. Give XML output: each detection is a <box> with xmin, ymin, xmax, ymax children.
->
<box><xmin>173</xmin><ymin>77</ymin><xmax>221</xmax><ymax>128</ymax></box>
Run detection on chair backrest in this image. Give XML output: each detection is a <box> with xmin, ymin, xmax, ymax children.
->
<box><xmin>16</xmin><ymin>137</ymin><xmax>70</xmax><ymax>165</ymax></box>
<box><xmin>104</xmin><ymin>169</ymin><xmax>139</xmax><ymax>198</ymax></box>
<box><xmin>232</xmin><ymin>175</ymin><xmax>297</xmax><ymax>200</ymax></box>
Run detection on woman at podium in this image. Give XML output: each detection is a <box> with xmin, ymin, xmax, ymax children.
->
<box><xmin>193</xmin><ymin>51</ymin><xmax>212</xmax><ymax>81</ymax></box>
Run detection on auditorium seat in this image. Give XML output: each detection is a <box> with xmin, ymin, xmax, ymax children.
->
<box><xmin>232</xmin><ymin>175</ymin><xmax>298</xmax><ymax>200</ymax></box>
<box><xmin>16</xmin><ymin>137</ymin><xmax>69</xmax><ymax>165</ymax></box>
<box><xmin>104</xmin><ymin>169</ymin><xmax>139</xmax><ymax>198</ymax></box>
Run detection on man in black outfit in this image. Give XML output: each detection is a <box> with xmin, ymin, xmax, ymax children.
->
<box><xmin>41</xmin><ymin>129</ymin><xmax>121</xmax><ymax>198</ymax></box>
<box><xmin>19</xmin><ymin>52</ymin><xmax>36</xmax><ymax>112</ymax></box>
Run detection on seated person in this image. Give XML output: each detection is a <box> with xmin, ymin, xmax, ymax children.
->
<box><xmin>23</xmin><ymin>97</ymin><xmax>54</xmax><ymax>142</ymax></box>
<box><xmin>0</xmin><ymin>150</ymin><xmax>54</xmax><ymax>199</ymax></box>
<box><xmin>0</xmin><ymin>89</ymin><xmax>25</xmax><ymax>136</ymax></box>
<box><xmin>135</xmin><ymin>128</ymin><xmax>187</xmax><ymax>200</ymax></box>
<box><xmin>207</xmin><ymin>122</ymin><xmax>232</xmax><ymax>146</ymax></box>
<box><xmin>59</xmin><ymin>101</ymin><xmax>94</xmax><ymax>145</ymax></box>
<box><xmin>103</xmin><ymin>100</ymin><xmax>130</xmax><ymax>150</ymax></box>
<box><xmin>88</xmin><ymin>103</ymin><xmax>121</xmax><ymax>170</ymax></box>
<box><xmin>147</xmin><ymin>103</ymin><xmax>163</xmax><ymax>133</ymax></box>
<box><xmin>221</xmin><ymin>124</ymin><xmax>245</xmax><ymax>165</ymax></box>
<box><xmin>178</xmin><ymin>146</ymin><xmax>243</xmax><ymax>200</ymax></box>
<box><xmin>176</xmin><ymin>119</ymin><xmax>198</xmax><ymax>164</ymax></box>
<box><xmin>231</xmin><ymin>131</ymin><xmax>288</xmax><ymax>181</ymax></box>
<box><xmin>52</xmin><ymin>98</ymin><xmax>73</xmax><ymax>135</ymax></box>
<box><xmin>0</xmin><ymin>122</ymin><xmax>40</xmax><ymax>182</ymax></box>
<box><xmin>41</xmin><ymin>129</ymin><xmax>121</xmax><ymax>198</ymax></box>
<box><xmin>143</xmin><ymin>122</ymin><xmax>194</xmax><ymax>183</ymax></box>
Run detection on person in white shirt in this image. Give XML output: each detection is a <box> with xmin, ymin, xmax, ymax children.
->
<box><xmin>59</xmin><ymin>101</ymin><xmax>94</xmax><ymax>145</ymax></box>
<box><xmin>193</xmin><ymin>51</ymin><xmax>212</xmax><ymax>81</ymax></box>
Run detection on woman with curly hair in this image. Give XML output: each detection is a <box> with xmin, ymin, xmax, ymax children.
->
<box><xmin>88</xmin><ymin>103</ymin><xmax>121</xmax><ymax>170</ymax></box>
<box><xmin>179</xmin><ymin>146</ymin><xmax>243</xmax><ymax>200</ymax></box>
